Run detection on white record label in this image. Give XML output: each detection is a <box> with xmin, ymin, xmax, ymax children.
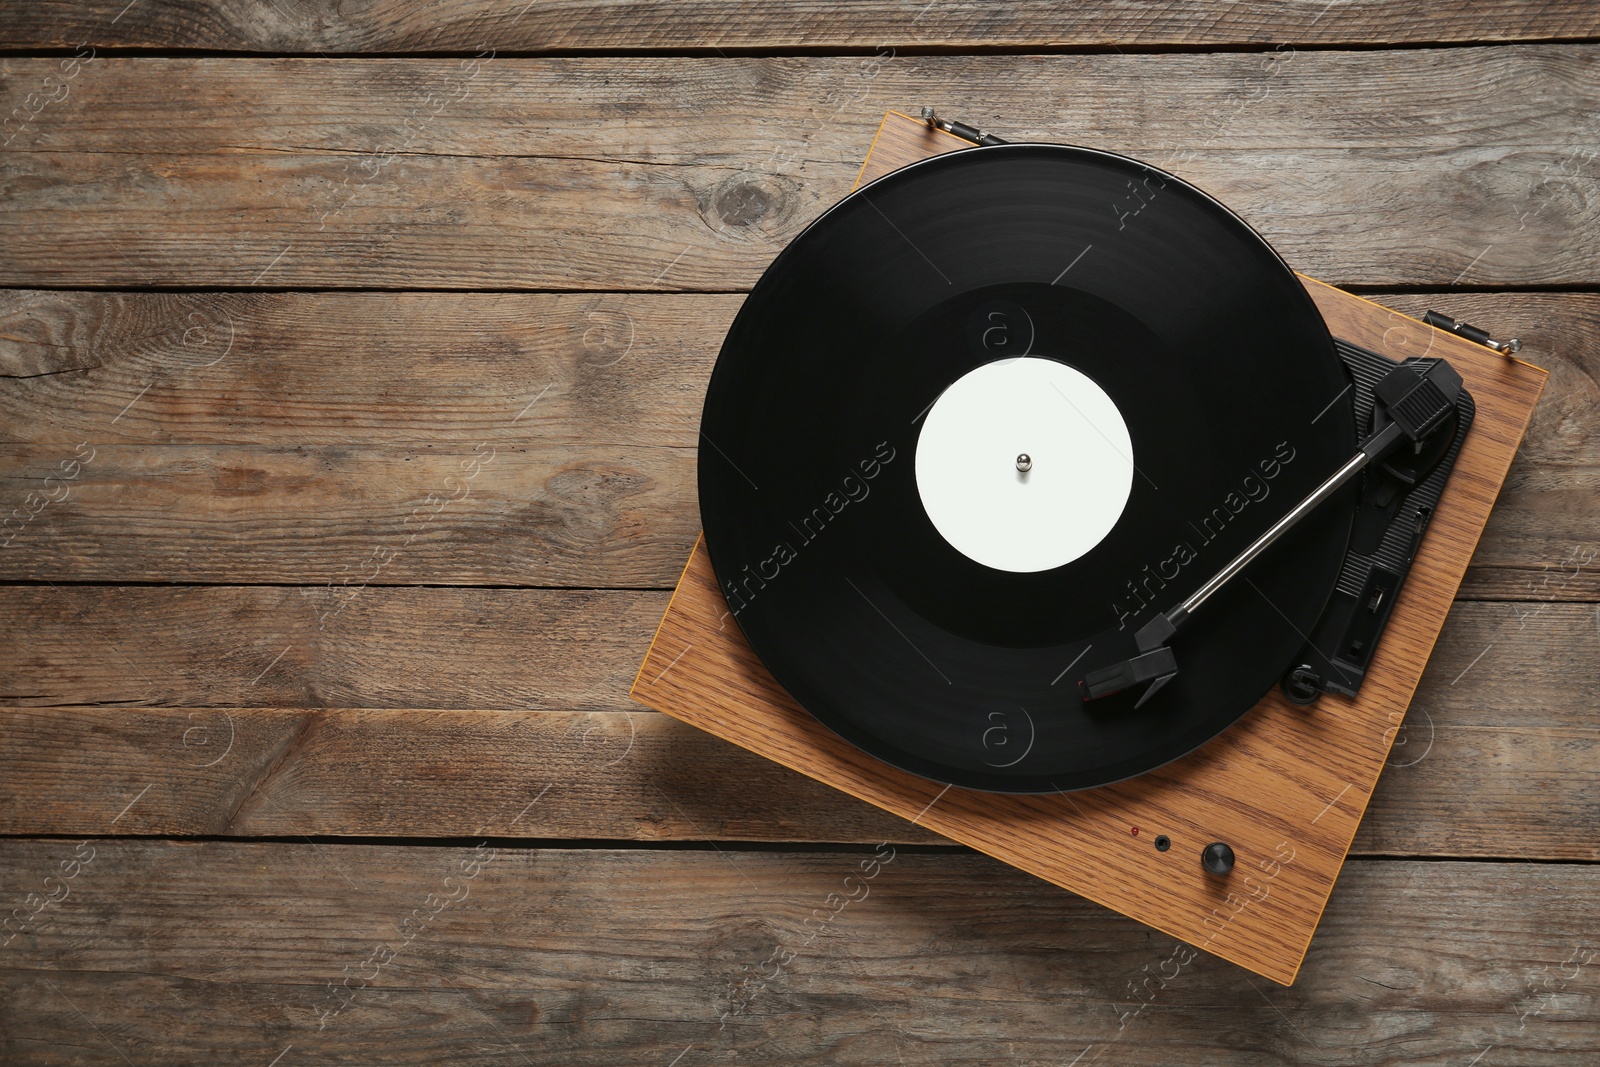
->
<box><xmin>915</xmin><ymin>356</ymin><xmax>1135</xmax><ymax>573</ymax></box>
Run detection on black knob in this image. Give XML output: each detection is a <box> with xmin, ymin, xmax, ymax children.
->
<box><xmin>1201</xmin><ymin>842</ymin><xmax>1235</xmax><ymax>876</ymax></box>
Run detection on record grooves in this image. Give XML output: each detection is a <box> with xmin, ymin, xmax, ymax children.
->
<box><xmin>699</xmin><ymin>144</ymin><xmax>1362</xmax><ymax>792</ymax></box>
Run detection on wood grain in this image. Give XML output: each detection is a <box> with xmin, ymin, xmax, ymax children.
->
<box><xmin>0</xmin><ymin>291</ymin><xmax>718</xmax><ymax>448</ymax></box>
<box><xmin>2</xmin><ymin>584</ymin><xmax>1593</xmax><ymax>857</ymax></box>
<box><xmin>0</xmin><ymin>702</ymin><xmax>1595</xmax><ymax>862</ymax></box>
<box><xmin>2</xmin><ymin>290</ymin><xmax>1594</xmax><ymax>594</ymax></box>
<box><xmin>0</xmin><ymin>705</ymin><xmax>927</xmax><ymax>843</ymax></box>
<box><xmin>0</xmin><ymin>585</ymin><xmax>666</xmax><ymax>711</ymax></box>
<box><xmin>0</xmin><ymin>8</ymin><xmax>1593</xmax><ymax>1061</ymax></box>
<box><xmin>0</xmin><ymin>441</ymin><xmax>700</xmax><ymax>586</ymax></box>
<box><xmin>2</xmin><ymin>49</ymin><xmax>1599</xmax><ymax>287</ymax></box>
<box><xmin>3</xmin><ymin>587</ymin><xmax>1592</xmax><ymax>720</ymax></box>
<box><xmin>1</xmin><ymin>840</ymin><xmax>1596</xmax><ymax>1065</ymax></box>
<box><xmin>3</xmin><ymin>0</ymin><xmax>1598</xmax><ymax>51</ymax></box>
<box><xmin>14</xmin><ymin>50</ymin><xmax>1600</xmax><ymax>156</ymax></box>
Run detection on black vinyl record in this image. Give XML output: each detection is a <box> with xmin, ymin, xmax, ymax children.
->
<box><xmin>698</xmin><ymin>143</ymin><xmax>1357</xmax><ymax>792</ymax></box>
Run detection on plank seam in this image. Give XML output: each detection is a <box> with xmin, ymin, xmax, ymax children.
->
<box><xmin>2</xmin><ymin>39</ymin><xmax>1600</xmax><ymax>59</ymax></box>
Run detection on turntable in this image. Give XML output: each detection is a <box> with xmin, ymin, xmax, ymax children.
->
<box><xmin>632</xmin><ymin>110</ymin><xmax>1547</xmax><ymax>984</ymax></box>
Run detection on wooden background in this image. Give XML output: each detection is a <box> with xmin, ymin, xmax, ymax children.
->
<box><xmin>1</xmin><ymin>3</ymin><xmax>1597</xmax><ymax>1063</ymax></box>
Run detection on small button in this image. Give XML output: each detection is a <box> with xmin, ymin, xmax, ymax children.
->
<box><xmin>1201</xmin><ymin>842</ymin><xmax>1235</xmax><ymax>876</ymax></box>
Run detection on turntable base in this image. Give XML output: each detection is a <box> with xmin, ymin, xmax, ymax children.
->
<box><xmin>631</xmin><ymin>111</ymin><xmax>1547</xmax><ymax>985</ymax></box>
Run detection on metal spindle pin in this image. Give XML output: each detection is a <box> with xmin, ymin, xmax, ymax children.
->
<box><xmin>1016</xmin><ymin>453</ymin><xmax>1033</xmax><ymax>473</ymax></box>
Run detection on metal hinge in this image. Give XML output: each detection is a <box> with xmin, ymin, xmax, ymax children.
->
<box><xmin>1423</xmin><ymin>310</ymin><xmax>1522</xmax><ymax>354</ymax></box>
<box><xmin>919</xmin><ymin>106</ymin><xmax>1008</xmax><ymax>146</ymax></box>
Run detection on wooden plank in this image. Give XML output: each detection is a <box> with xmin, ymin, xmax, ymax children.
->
<box><xmin>0</xmin><ymin>441</ymin><xmax>701</xmax><ymax>586</ymax></box>
<box><xmin>0</xmin><ymin>291</ymin><xmax>719</xmax><ymax>448</ymax></box>
<box><xmin>3</xmin><ymin>588</ymin><xmax>1592</xmax><ymax>721</ymax></box>
<box><xmin>3</xmin><ymin>0</ymin><xmax>1598</xmax><ymax>51</ymax></box>
<box><xmin>1</xmin><ymin>589</ymin><xmax>1593</xmax><ymax>858</ymax></box>
<box><xmin>0</xmin><ymin>705</ymin><xmax>931</xmax><ymax>843</ymax></box>
<box><xmin>14</xmin><ymin>50</ymin><xmax>1600</xmax><ymax>157</ymax></box>
<box><xmin>2</xmin><ymin>49</ymin><xmax>1599</xmax><ymax>287</ymax></box>
<box><xmin>3</xmin><ymin>290</ymin><xmax>1593</xmax><ymax>594</ymax></box>
<box><xmin>0</xmin><ymin>703</ymin><xmax>1595</xmax><ymax>862</ymax></box>
<box><xmin>1</xmin><ymin>841</ymin><xmax>1596</xmax><ymax>1064</ymax></box>
<box><xmin>0</xmin><ymin>585</ymin><xmax>666</xmax><ymax>711</ymax></box>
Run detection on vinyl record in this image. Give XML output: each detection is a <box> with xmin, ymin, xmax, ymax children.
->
<box><xmin>698</xmin><ymin>143</ymin><xmax>1357</xmax><ymax>792</ymax></box>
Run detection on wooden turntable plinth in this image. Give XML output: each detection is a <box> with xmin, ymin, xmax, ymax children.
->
<box><xmin>630</xmin><ymin>110</ymin><xmax>1548</xmax><ymax>985</ymax></box>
